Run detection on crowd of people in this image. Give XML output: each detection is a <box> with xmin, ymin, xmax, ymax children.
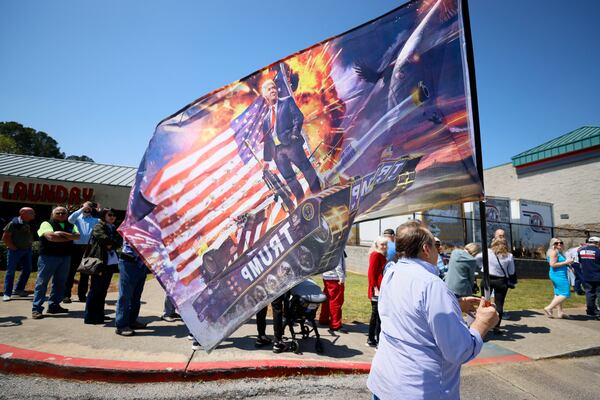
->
<box><xmin>3</xmin><ymin>203</ymin><xmax>600</xmax><ymax>398</ymax></box>
<box><xmin>2</xmin><ymin>203</ymin><xmax>149</xmax><ymax>337</ymax></box>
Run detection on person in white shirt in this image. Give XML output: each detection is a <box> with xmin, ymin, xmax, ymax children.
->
<box><xmin>486</xmin><ymin>238</ymin><xmax>516</xmax><ymax>333</ymax></box>
<box><xmin>64</xmin><ymin>201</ymin><xmax>99</xmax><ymax>303</ymax></box>
<box><xmin>566</xmin><ymin>244</ymin><xmax>585</xmax><ymax>295</ymax></box>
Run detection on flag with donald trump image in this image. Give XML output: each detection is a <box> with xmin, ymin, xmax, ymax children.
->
<box><xmin>119</xmin><ymin>0</ymin><xmax>483</xmax><ymax>350</ymax></box>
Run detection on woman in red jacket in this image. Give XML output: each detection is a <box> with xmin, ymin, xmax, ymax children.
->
<box><xmin>367</xmin><ymin>236</ymin><xmax>388</xmax><ymax>347</ymax></box>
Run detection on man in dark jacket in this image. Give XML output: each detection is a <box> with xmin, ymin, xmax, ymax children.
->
<box><xmin>2</xmin><ymin>207</ymin><xmax>35</xmax><ymax>301</ymax></box>
<box><xmin>578</xmin><ymin>236</ymin><xmax>600</xmax><ymax>318</ymax></box>
<box><xmin>261</xmin><ymin>79</ymin><xmax>321</xmax><ymax>203</ymax></box>
<box><xmin>31</xmin><ymin>206</ymin><xmax>80</xmax><ymax>319</ymax></box>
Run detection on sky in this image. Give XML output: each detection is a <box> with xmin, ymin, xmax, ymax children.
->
<box><xmin>1</xmin><ymin>0</ymin><xmax>599</xmax><ymax>169</ymax></box>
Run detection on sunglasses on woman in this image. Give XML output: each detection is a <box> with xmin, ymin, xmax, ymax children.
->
<box><xmin>555</xmin><ymin>241</ymin><xmax>563</xmax><ymax>245</ymax></box>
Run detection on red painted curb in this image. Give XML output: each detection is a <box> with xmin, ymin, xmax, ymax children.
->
<box><xmin>467</xmin><ymin>353</ymin><xmax>531</xmax><ymax>366</ymax></box>
<box><xmin>0</xmin><ymin>344</ymin><xmax>371</xmax><ymax>383</ymax></box>
<box><xmin>0</xmin><ymin>344</ymin><xmax>530</xmax><ymax>383</ymax></box>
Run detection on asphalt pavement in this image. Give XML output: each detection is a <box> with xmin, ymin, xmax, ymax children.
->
<box><xmin>2</xmin><ymin>356</ymin><xmax>600</xmax><ymax>400</ymax></box>
<box><xmin>1</xmin><ymin>278</ymin><xmax>599</xmax><ymax>382</ymax></box>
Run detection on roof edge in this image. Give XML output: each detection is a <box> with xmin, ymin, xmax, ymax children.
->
<box><xmin>0</xmin><ymin>152</ymin><xmax>137</xmax><ymax>170</ymax></box>
<box><xmin>511</xmin><ymin>125</ymin><xmax>600</xmax><ymax>160</ymax></box>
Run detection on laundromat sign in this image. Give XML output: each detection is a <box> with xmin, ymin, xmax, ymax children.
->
<box><xmin>1</xmin><ymin>181</ymin><xmax>94</xmax><ymax>204</ymax></box>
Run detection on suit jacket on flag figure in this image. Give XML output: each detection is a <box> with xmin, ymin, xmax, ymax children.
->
<box><xmin>261</xmin><ymin>79</ymin><xmax>321</xmax><ymax>204</ymax></box>
<box><xmin>368</xmin><ymin>221</ymin><xmax>498</xmax><ymax>400</ymax></box>
<box><xmin>578</xmin><ymin>236</ymin><xmax>600</xmax><ymax>318</ymax></box>
<box><xmin>319</xmin><ymin>252</ymin><xmax>347</xmax><ymax>332</ymax></box>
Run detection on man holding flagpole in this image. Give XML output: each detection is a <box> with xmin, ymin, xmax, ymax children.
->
<box><xmin>368</xmin><ymin>221</ymin><xmax>498</xmax><ymax>399</ymax></box>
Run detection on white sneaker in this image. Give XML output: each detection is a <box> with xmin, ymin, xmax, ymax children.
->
<box><xmin>2</xmin><ymin>295</ymin><xmax>10</xmax><ymax>302</ymax></box>
<box><xmin>191</xmin><ymin>341</ymin><xmax>203</xmax><ymax>351</ymax></box>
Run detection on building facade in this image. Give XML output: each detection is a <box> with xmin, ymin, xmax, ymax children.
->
<box><xmin>484</xmin><ymin>126</ymin><xmax>600</xmax><ymax>230</ymax></box>
<box><xmin>0</xmin><ymin>153</ymin><xmax>136</xmax><ymax>226</ymax></box>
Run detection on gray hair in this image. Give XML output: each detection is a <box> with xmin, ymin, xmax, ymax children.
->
<box><xmin>369</xmin><ymin>236</ymin><xmax>388</xmax><ymax>255</ymax></box>
<box><xmin>261</xmin><ymin>79</ymin><xmax>276</xmax><ymax>96</ymax></box>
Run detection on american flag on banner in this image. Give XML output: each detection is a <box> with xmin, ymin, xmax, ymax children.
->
<box><xmin>140</xmin><ymin>75</ymin><xmax>308</xmax><ymax>287</ymax></box>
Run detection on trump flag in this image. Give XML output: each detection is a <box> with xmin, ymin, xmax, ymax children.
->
<box><xmin>119</xmin><ymin>0</ymin><xmax>483</xmax><ymax>350</ymax></box>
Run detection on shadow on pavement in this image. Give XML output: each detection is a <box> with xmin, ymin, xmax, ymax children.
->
<box><xmin>488</xmin><ymin>324</ymin><xmax>551</xmax><ymax>342</ymax></box>
<box><xmin>126</xmin><ymin>320</ymin><xmax>189</xmax><ymax>339</ymax></box>
<box><xmin>562</xmin><ymin>314</ymin><xmax>597</xmax><ymax>321</ymax></box>
<box><xmin>215</xmin><ymin>335</ymin><xmax>364</xmax><ymax>358</ymax></box>
<box><xmin>0</xmin><ymin>315</ymin><xmax>27</xmax><ymax>327</ymax></box>
<box><xmin>503</xmin><ymin>310</ymin><xmax>543</xmax><ymax>322</ymax></box>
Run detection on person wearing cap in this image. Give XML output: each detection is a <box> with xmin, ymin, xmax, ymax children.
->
<box><xmin>383</xmin><ymin>229</ymin><xmax>396</xmax><ymax>262</ymax></box>
<box><xmin>433</xmin><ymin>237</ymin><xmax>448</xmax><ymax>278</ymax></box>
<box><xmin>578</xmin><ymin>236</ymin><xmax>600</xmax><ymax>319</ymax></box>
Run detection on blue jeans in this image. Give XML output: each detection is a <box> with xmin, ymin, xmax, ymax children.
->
<box><xmin>84</xmin><ymin>269</ymin><xmax>114</xmax><ymax>324</ymax></box>
<box><xmin>32</xmin><ymin>255</ymin><xmax>71</xmax><ymax>312</ymax></box>
<box><xmin>115</xmin><ymin>259</ymin><xmax>147</xmax><ymax>329</ymax></box>
<box><xmin>4</xmin><ymin>248</ymin><xmax>32</xmax><ymax>296</ymax></box>
<box><xmin>571</xmin><ymin>262</ymin><xmax>585</xmax><ymax>292</ymax></box>
<box><xmin>163</xmin><ymin>296</ymin><xmax>177</xmax><ymax>316</ymax></box>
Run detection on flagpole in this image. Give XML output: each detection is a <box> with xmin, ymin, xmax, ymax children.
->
<box><xmin>461</xmin><ymin>0</ymin><xmax>491</xmax><ymax>299</ymax></box>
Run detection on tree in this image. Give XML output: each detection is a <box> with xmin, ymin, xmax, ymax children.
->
<box><xmin>65</xmin><ymin>155</ymin><xmax>95</xmax><ymax>162</ymax></box>
<box><xmin>0</xmin><ymin>134</ymin><xmax>18</xmax><ymax>153</ymax></box>
<box><xmin>0</xmin><ymin>121</ymin><xmax>65</xmax><ymax>158</ymax></box>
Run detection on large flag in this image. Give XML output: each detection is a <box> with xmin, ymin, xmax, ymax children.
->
<box><xmin>119</xmin><ymin>0</ymin><xmax>483</xmax><ymax>350</ymax></box>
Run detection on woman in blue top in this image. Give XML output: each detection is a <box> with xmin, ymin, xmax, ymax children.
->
<box><xmin>544</xmin><ymin>238</ymin><xmax>574</xmax><ymax>318</ymax></box>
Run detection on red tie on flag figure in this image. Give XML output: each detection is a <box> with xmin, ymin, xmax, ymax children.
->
<box><xmin>270</xmin><ymin>105</ymin><xmax>276</xmax><ymax>131</ymax></box>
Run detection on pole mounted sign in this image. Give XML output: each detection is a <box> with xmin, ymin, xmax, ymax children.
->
<box><xmin>120</xmin><ymin>0</ymin><xmax>484</xmax><ymax>350</ymax></box>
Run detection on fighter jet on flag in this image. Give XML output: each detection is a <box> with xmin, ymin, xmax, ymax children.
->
<box><xmin>119</xmin><ymin>0</ymin><xmax>483</xmax><ymax>350</ymax></box>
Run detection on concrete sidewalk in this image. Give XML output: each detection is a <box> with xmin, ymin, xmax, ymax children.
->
<box><xmin>1</xmin><ymin>278</ymin><xmax>598</xmax><ymax>382</ymax></box>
